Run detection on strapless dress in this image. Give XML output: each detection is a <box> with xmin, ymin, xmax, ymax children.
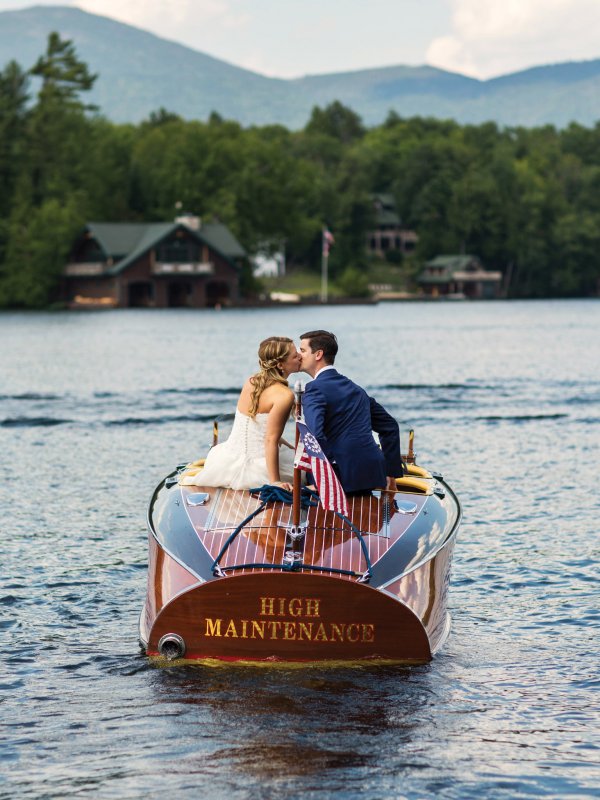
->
<box><xmin>179</xmin><ymin>409</ymin><xmax>294</xmax><ymax>489</ymax></box>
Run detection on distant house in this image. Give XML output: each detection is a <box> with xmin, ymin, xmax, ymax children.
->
<box><xmin>252</xmin><ymin>243</ymin><xmax>286</xmax><ymax>278</ymax></box>
<box><xmin>367</xmin><ymin>193</ymin><xmax>418</xmax><ymax>257</ymax></box>
<box><xmin>417</xmin><ymin>254</ymin><xmax>502</xmax><ymax>299</ymax></box>
<box><xmin>64</xmin><ymin>214</ymin><xmax>245</xmax><ymax>308</ymax></box>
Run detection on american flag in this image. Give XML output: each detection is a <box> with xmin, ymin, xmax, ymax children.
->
<box><xmin>322</xmin><ymin>227</ymin><xmax>335</xmax><ymax>257</ymax></box>
<box><xmin>294</xmin><ymin>419</ymin><xmax>348</xmax><ymax>516</ymax></box>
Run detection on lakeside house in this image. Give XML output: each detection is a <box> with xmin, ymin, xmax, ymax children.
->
<box><xmin>252</xmin><ymin>243</ymin><xmax>286</xmax><ymax>278</ymax></box>
<box><xmin>63</xmin><ymin>214</ymin><xmax>245</xmax><ymax>308</ymax></box>
<box><xmin>367</xmin><ymin>193</ymin><xmax>418</xmax><ymax>257</ymax></box>
<box><xmin>417</xmin><ymin>254</ymin><xmax>503</xmax><ymax>299</ymax></box>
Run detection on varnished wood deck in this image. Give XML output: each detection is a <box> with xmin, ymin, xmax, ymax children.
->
<box><xmin>181</xmin><ymin>486</ymin><xmax>426</xmax><ymax>579</ymax></box>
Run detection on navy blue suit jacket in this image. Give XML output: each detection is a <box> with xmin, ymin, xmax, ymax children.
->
<box><xmin>302</xmin><ymin>369</ymin><xmax>403</xmax><ymax>493</ymax></box>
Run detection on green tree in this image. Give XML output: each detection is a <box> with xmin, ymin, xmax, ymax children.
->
<box><xmin>30</xmin><ymin>32</ymin><xmax>97</xmax><ymax>108</ymax></box>
<box><xmin>0</xmin><ymin>60</ymin><xmax>29</xmax><ymax>261</ymax></box>
<box><xmin>0</xmin><ymin>197</ymin><xmax>82</xmax><ymax>308</ymax></box>
<box><xmin>336</xmin><ymin>265</ymin><xmax>370</xmax><ymax>297</ymax></box>
<box><xmin>24</xmin><ymin>33</ymin><xmax>97</xmax><ymax>206</ymax></box>
<box><xmin>553</xmin><ymin>211</ymin><xmax>600</xmax><ymax>295</ymax></box>
<box><xmin>305</xmin><ymin>101</ymin><xmax>365</xmax><ymax>144</ymax></box>
<box><xmin>0</xmin><ymin>34</ymin><xmax>96</xmax><ymax>307</ymax></box>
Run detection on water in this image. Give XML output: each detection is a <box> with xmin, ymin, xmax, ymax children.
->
<box><xmin>1</xmin><ymin>301</ymin><xmax>598</xmax><ymax>799</ymax></box>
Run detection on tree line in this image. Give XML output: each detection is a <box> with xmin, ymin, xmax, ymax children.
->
<box><xmin>1</xmin><ymin>33</ymin><xmax>600</xmax><ymax>308</ymax></box>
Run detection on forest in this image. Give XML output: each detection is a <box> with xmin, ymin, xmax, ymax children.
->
<box><xmin>1</xmin><ymin>33</ymin><xmax>600</xmax><ymax>308</ymax></box>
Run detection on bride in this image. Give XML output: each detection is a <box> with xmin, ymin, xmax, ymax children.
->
<box><xmin>180</xmin><ymin>336</ymin><xmax>301</xmax><ymax>490</ymax></box>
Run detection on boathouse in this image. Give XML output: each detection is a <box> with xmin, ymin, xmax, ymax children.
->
<box><xmin>417</xmin><ymin>254</ymin><xmax>502</xmax><ymax>299</ymax></box>
<box><xmin>64</xmin><ymin>215</ymin><xmax>245</xmax><ymax>308</ymax></box>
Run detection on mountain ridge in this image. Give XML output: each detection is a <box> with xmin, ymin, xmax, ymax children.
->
<box><xmin>1</xmin><ymin>5</ymin><xmax>599</xmax><ymax>128</ymax></box>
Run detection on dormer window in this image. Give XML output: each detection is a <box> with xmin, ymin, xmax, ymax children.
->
<box><xmin>157</xmin><ymin>234</ymin><xmax>201</xmax><ymax>263</ymax></box>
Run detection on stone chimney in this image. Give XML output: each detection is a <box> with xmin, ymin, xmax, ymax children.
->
<box><xmin>175</xmin><ymin>212</ymin><xmax>202</xmax><ymax>230</ymax></box>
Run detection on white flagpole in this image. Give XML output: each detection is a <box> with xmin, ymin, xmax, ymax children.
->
<box><xmin>321</xmin><ymin>228</ymin><xmax>328</xmax><ymax>303</ymax></box>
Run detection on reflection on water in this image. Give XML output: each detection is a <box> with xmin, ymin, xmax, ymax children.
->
<box><xmin>1</xmin><ymin>301</ymin><xmax>599</xmax><ymax>798</ymax></box>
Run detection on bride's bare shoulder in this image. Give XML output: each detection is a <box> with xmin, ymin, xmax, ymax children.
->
<box><xmin>266</xmin><ymin>382</ymin><xmax>293</xmax><ymax>399</ymax></box>
<box><xmin>258</xmin><ymin>382</ymin><xmax>293</xmax><ymax>411</ymax></box>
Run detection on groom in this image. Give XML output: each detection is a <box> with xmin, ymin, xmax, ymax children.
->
<box><xmin>299</xmin><ymin>330</ymin><xmax>403</xmax><ymax>494</ymax></box>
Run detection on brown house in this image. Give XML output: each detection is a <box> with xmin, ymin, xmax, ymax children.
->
<box><xmin>418</xmin><ymin>254</ymin><xmax>503</xmax><ymax>299</ymax></box>
<box><xmin>367</xmin><ymin>193</ymin><xmax>418</xmax><ymax>257</ymax></box>
<box><xmin>64</xmin><ymin>215</ymin><xmax>245</xmax><ymax>308</ymax></box>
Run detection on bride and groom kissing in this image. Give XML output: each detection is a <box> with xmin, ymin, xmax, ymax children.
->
<box><xmin>180</xmin><ymin>330</ymin><xmax>403</xmax><ymax>495</ymax></box>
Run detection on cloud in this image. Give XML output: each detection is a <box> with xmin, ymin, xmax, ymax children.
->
<box><xmin>427</xmin><ymin>0</ymin><xmax>600</xmax><ymax>78</ymax></box>
<box><xmin>78</xmin><ymin>0</ymin><xmax>247</xmax><ymax>42</ymax></box>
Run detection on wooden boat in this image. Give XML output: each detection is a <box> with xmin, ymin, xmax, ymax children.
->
<box><xmin>139</xmin><ymin>419</ymin><xmax>461</xmax><ymax>664</ymax></box>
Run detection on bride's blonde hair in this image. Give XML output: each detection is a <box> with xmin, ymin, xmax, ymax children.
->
<box><xmin>249</xmin><ymin>336</ymin><xmax>294</xmax><ymax>417</ymax></box>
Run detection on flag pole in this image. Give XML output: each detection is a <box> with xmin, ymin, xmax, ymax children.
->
<box><xmin>292</xmin><ymin>380</ymin><xmax>303</xmax><ymax>527</ymax></box>
<box><xmin>320</xmin><ymin>227</ymin><xmax>334</xmax><ymax>303</ymax></box>
<box><xmin>321</xmin><ymin>229</ymin><xmax>328</xmax><ymax>303</ymax></box>
<box><xmin>321</xmin><ymin>226</ymin><xmax>333</xmax><ymax>303</ymax></box>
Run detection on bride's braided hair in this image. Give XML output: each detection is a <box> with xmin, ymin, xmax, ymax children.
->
<box><xmin>249</xmin><ymin>336</ymin><xmax>293</xmax><ymax>417</ymax></box>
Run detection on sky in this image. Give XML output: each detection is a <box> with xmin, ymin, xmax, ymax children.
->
<box><xmin>2</xmin><ymin>0</ymin><xmax>600</xmax><ymax>79</ymax></box>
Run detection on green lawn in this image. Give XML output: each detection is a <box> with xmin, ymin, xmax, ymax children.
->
<box><xmin>260</xmin><ymin>260</ymin><xmax>417</xmax><ymax>297</ymax></box>
<box><xmin>261</xmin><ymin>268</ymin><xmax>343</xmax><ymax>298</ymax></box>
<box><xmin>365</xmin><ymin>260</ymin><xmax>414</xmax><ymax>291</ymax></box>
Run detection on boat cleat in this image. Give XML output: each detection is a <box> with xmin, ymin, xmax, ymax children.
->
<box><xmin>282</xmin><ymin>550</ymin><xmax>303</xmax><ymax>567</ymax></box>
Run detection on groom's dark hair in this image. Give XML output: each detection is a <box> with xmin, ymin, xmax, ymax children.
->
<box><xmin>300</xmin><ymin>330</ymin><xmax>338</xmax><ymax>364</ymax></box>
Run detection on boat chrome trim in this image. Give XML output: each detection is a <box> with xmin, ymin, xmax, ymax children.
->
<box><xmin>186</xmin><ymin>492</ymin><xmax>210</xmax><ymax>506</ymax></box>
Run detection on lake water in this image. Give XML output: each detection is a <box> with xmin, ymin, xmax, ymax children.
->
<box><xmin>1</xmin><ymin>300</ymin><xmax>598</xmax><ymax>799</ymax></box>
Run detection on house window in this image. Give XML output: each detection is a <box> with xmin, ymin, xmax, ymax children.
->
<box><xmin>73</xmin><ymin>238</ymin><xmax>105</xmax><ymax>263</ymax></box>
<box><xmin>157</xmin><ymin>236</ymin><xmax>202</xmax><ymax>263</ymax></box>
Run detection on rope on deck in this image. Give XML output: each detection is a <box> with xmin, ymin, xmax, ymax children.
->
<box><xmin>210</xmin><ymin>484</ymin><xmax>372</xmax><ymax>582</ymax></box>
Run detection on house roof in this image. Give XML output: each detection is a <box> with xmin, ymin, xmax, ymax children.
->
<box><xmin>372</xmin><ymin>193</ymin><xmax>401</xmax><ymax>226</ymax></box>
<box><xmin>85</xmin><ymin>221</ymin><xmax>245</xmax><ymax>275</ymax></box>
<box><xmin>201</xmin><ymin>222</ymin><xmax>246</xmax><ymax>260</ymax></box>
<box><xmin>418</xmin><ymin>271</ymin><xmax>453</xmax><ymax>284</ymax></box>
<box><xmin>425</xmin><ymin>254</ymin><xmax>480</xmax><ymax>270</ymax></box>
<box><xmin>418</xmin><ymin>254</ymin><xmax>501</xmax><ymax>284</ymax></box>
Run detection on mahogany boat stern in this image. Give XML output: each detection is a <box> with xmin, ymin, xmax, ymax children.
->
<box><xmin>146</xmin><ymin>571</ymin><xmax>431</xmax><ymax>663</ymax></box>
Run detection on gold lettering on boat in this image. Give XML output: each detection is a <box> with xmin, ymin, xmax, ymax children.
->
<box><xmin>259</xmin><ymin>596</ymin><xmax>322</xmax><ymax>618</ymax></box>
<box><xmin>205</xmin><ymin>618</ymin><xmax>222</xmax><ymax>637</ymax></box>
<box><xmin>298</xmin><ymin>622</ymin><xmax>313</xmax><ymax>641</ymax></box>
<box><xmin>346</xmin><ymin>623</ymin><xmax>360</xmax><ymax>643</ymax></box>
<box><xmin>283</xmin><ymin>621</ymin><xmax>296</xmax><ymax>640</ymax></box>
<box><xmin>314</xmin><ymin>622</ymin><xmax>328</xmax><ymax>642</ymax></box>
<box><xmin>202</xmin><ymin>597</ymin><xmax>375</xmax><ymax>645</ymax></box>
<box><xmin>305</xmin><ymin>598</ymin><xmax>320</xmax><ymax>618</ymax></box>
<box><xmin>361</xmin><ymin>623</ymin><xmax>375</xmax><ymax>643</ymax></box>
<box><xmin>260</xmin><ymin>597</ymin><xmax>275</xmax><ymax>616</ymax></box>
<box><xmin>330</xmin><ymin>623</ymin><xmax>345</xmax><ymax>642</ymax></box>
<box><xmin>288</xmin><ymin>597</ymin><xmax>303</xmax><ymax>617</ymax></box>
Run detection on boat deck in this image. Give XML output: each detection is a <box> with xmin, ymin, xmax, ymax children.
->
<box><xmin>181</xmin><ymin>485</ymin><xmax>428</xmax><ymax>580</ymax></box>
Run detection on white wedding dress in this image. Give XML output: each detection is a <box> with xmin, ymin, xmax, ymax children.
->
<box><xmin>179</xmin><ymin>409</ymin><xmax>295</xmax><ymax>490</ymax></box>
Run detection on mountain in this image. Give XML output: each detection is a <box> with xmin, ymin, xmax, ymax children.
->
<box><xmin>1</xmin><ymin>5</ymin><xmax>599</xmax><ymax>128</ymax></box>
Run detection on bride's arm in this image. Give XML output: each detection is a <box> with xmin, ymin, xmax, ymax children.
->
<box><xmin>264</xmin><ymin>389</ymin><xmax>294</xmax><ymax>486</ymax></box>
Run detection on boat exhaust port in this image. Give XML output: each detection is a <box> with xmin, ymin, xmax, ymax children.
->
<box><xmin>157</xmin><ymin>633</ymin><xmax>186</xmax><ymax>660</ymax></box>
